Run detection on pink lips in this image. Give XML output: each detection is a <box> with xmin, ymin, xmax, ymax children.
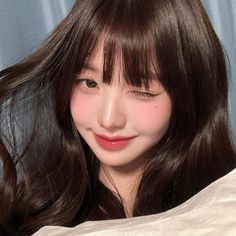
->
<box><xmin>94</xmin><ymin>134</ymin><xmax>136</xmax><ymax>151</ymax></box>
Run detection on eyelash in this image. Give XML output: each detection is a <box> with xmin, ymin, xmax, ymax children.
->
<box><xmin>131</xmin><ymin>91</ymin><xmax>157</xmax><ymax>98</ymax></box>
<box><xmin>74</xmin><ymin>78</ymin><xmax>157</xmax><ymax>98</ymax></box>
<box><xmin>74</xmin><ymin>78</ymin><xmax>97</xmax><ymax>87</ymax></box>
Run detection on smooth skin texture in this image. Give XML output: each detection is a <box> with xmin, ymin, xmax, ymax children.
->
<box><xmin>70</xmin><ymin>39</ymin><xmax>172</xmax><ymax>216</ymax></box>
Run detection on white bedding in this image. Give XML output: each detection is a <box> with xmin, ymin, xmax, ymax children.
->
<box><xmin>33</xmin><ymin>168</ymin><xmax>236</xmax><ymax>236</ymax></box>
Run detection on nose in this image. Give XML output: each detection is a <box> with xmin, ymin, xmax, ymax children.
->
<box><xmin>97</xmin><ymin>93</ymin><xmax>126</xmax><ymax>131</ymax></box>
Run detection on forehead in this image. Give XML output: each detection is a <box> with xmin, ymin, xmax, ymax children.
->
<box><xmin>80</xmin><ymin>34</ymin><xmax>160</xmax><ymax>88</ymax></box>
<box><xmin>85</xmin><ymin>36</ymin><xmax>123</xmax><ymax>70</ymax></box>
<box><xmin>87</xmin><ymin>37</ymin><xmax>105</xmax><ymax>66</ymax></box>
<box><xmin>81</xmin><ymin>37</ymin><xmax>125</xmax><ymax>86</ymax></box>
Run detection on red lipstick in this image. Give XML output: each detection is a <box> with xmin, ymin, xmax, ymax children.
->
<box><xmin>94</xmin><ymin>134</ymin><xmax>136</xmax><ymax>151</ymax></box>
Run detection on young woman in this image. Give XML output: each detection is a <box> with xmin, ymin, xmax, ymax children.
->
<box><xmin>0</xmin><ymin>0</ymin><xmax>236</xmax><ymax>235</ymax></box>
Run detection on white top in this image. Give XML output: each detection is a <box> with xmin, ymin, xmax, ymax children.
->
<box><xmin>33</xmin><ymin>168</ymin><xmax>236</xmax><ymax>236</ymax></box>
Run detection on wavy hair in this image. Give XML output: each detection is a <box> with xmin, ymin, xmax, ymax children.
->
<box><xmin>0</xmin><ymin>0</ymin><xmax>236</xmax><ymax>235</ymax></box>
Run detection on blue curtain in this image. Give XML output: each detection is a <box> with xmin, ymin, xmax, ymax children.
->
<box><xmin>201</xmin><ymin>0</ymin><xmax>236</xmax><ymax>137</ymax></box>
<box><xmin>0</xmin><ymin>0</ymin><xmax>75</xmax><ymax>69</ymax></box>
<box><xmin>0</xmin><ymin>0</ymin><xmax>235</xmax><ymax>136</ymax></box>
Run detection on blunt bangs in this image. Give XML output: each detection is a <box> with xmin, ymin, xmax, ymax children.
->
<box><xmin>72</xmin><ymin>0</ymin><xmax>223</xmax><ymax>133</ymax></box>
<box><xmin>100</xmin><ymin>30</ymin><xmax>160</xmax><ymax>89</ymax></box>
<box><xmin>75</xmin><ymin>0</ymin><xmax>161</xmax><ymax>89</ymax></box>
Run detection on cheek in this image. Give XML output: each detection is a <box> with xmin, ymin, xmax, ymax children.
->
<box><xmin>70</xmin><ymin>91</ymin><xmax>97</xmax><ymax>127</ymax></box>
<box><xmin>129</xmin><ymin>96</ymin><xmax>172</xmax><ymax>135</ymax></box>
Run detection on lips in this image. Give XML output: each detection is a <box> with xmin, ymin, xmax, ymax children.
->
<box><xmin>94</xmin><ymin>134</ymin><xmax>136</xmax><ymax>151</ymax></box>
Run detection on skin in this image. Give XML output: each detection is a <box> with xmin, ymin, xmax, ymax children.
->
<box><xmin>70</xmin><ymin>38</ymin><xmax>172</xmax><ymax>216</ymax></box>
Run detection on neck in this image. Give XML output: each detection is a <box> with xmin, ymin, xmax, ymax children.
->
<box><xmin>99</xmin><ymin>164</ymin><xmax>144</xmax><ymax>217</ymax></box>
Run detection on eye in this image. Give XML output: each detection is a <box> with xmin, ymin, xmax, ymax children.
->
<box><xmin>74</xmin><ymin>78</ymin><xmax>99</xmax><ymax>94</ymax></box>
<box><xmin>75</xmin><ymin>79</ymin><xmax>98</xmax><ymax>88</ymax></box>
<box><xmin>85</xmin><ymin>79</ymin><xmax>97</xmax><ymax>88</ymax></box>
<box><xmin>131</xmin><ymin>91</ymin><xmax>158</xmax><ymax>98</ymax></box>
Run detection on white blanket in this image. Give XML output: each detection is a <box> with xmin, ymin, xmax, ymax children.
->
<box><xmin>33</xmin><ymin>168</ymin><xmax>236</xmax><ymax>236</ymax></box>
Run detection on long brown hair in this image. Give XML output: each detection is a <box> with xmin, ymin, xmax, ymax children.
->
<box><xmin>0</xmin><ymin>0</ymin><xmax>236</xmax><ymax>235</ymax></box>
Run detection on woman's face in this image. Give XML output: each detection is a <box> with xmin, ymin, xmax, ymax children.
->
<box><xmin>70</xmin><ymin>40</ymin><xmax>172</xmax><ymax>171</ymax></box>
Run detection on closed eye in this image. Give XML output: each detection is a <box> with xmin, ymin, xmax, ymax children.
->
<box><xmin>131</xmin><ymin>91</ymin><xmax>158</xmax><ymax>98</ymax></box>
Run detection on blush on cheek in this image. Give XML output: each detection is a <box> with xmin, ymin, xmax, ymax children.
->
<box><xmin>70</xmin><ymin>93</ymin><xmax>96</xmax><ymax>126</ymax></box>
<box><xmin>130</xmin><ymin>100</ymin><xmax>172</xmax><ymax>136</ymax></box>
